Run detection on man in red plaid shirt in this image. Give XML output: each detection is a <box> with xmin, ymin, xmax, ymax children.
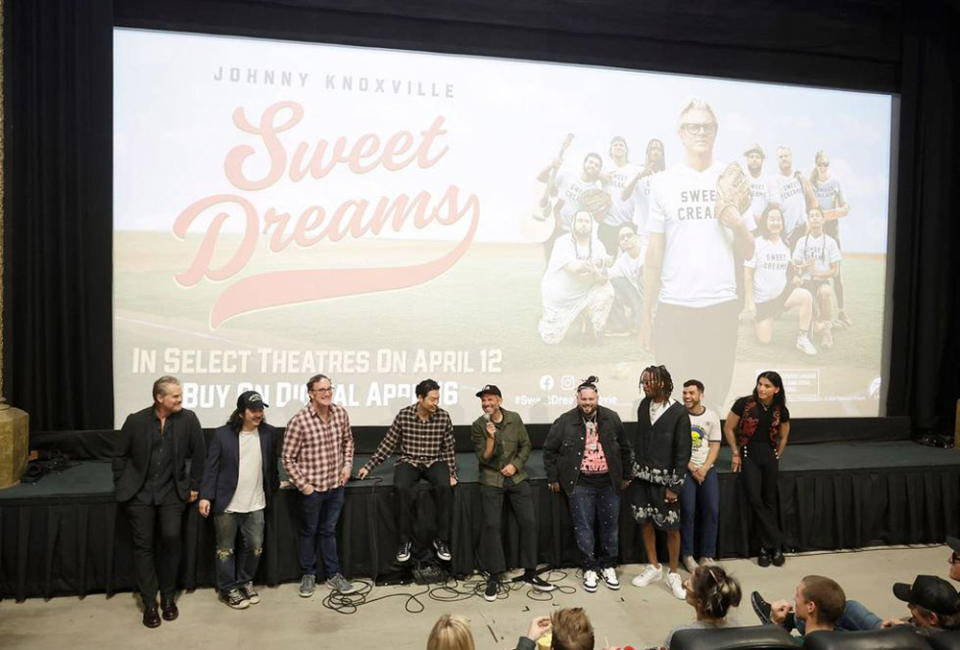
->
<box><xmin>282</xmin><ymin>374</ymin><xmax>357</xmax><ymax>598</ymax></box>
<box><xmin>358</xmin><ymin>378</ymin><xmax>458</xmax><ymax>563</ymax></box>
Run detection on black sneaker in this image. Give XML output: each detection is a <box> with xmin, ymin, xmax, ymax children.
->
<box><xmin>772</xmin><ymin>548</ymin><xmax>785</xmax><ymax>567</ymax></box>
<box><xmin>396</xmin><ymin>541</ymin><xmax>412</xmax><ymax>563</ymax></box>
<box><xmin>220</xmin><ymin>588</ymin><xmax>250</xmax><ymax>610</ymax></box>
<box><xmin>751</xmin><ymin>591</ymin><xmax>772</xmax><ymax>625</ymax></box>
<box><xmin>758</xmin><ymin>548</ymin><xmax>772</xmax><ymax>567</ymax></box>
<box><xmin>484</xmin><ymin>576</ymin><xmax>498</xmax><ymax>602</ymax></box>
<box><xmin>524</xmin><ymin>573</ymin><xmax>556</xmax><ymax>592</ymax></box>
<box><xmin>433</xmin><ymin>539</ymin><xmax>451</xmax><ymax>562</ymax></box>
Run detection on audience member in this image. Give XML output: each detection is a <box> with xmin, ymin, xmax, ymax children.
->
<box><xmin>948</xmin><ymin>537</ymin><xmax>960</xmax><ymax>583</ymax></box>
<box><xmin>428</xmin><ymin>614</ymin><xmax>476</xmax><ymax>650</ymax></box>
<box><xmin>663</xmin><ymin>565</ymin><xmax>743</xmax><ymax>649</ymax></box>
<box><xmin>516</xmin><ymin>608</ymin><xmax>595</xmax><ymax>650</ymax></box>
<box><xmin>883</xmin><ymin>575</ymin><xmax>960</xmax><ymax>634</ymax></box>
<box><xmin>753</xmin><ymin>575</ymin><xmax>878</xmax><ymax>635</ymax></box>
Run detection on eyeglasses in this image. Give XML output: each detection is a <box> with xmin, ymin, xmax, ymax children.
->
<box><xmin>817</xmin><ymin>162</ymin><xmax>830</xmax><ymax>168</ymax></box>
<box><xmin>311</xmin><ymin>387</ymin><xmax>335</xmax><ymax>394</ymax></box>
<box><xmin>619</xmin><ymin>233</ymin><xmax>636</xmax><ymax>240</ymax></box>
<box><xmin>681</xmin><ymin>122</ymin><xmax>717</xmax><ymax>136</ymax></box>
<box><xmin>950</xmin><ymin>551</ymin><xmax>960</xmax><ymax>564</ymax></box>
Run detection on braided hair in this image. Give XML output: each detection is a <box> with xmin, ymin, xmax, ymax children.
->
<box><xmin>640</xmin><ymin>365</ymin><xmax>674</xmax><ymax>402</ymax></box>
<box><xmin>689</xmin><ymin>565</ymin><xmax>742</xmax><ymax>621</ymax></box>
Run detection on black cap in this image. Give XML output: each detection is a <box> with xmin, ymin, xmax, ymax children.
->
<box><xmin>237</xmin><ymin>390</ymin><xmax>269</xmax><ymax>411</ymax></box>
<box><xmin>475</xmin><ymin>384</ymin><xmax>502</xmax><ymax>398</ymax></box>
<box><xmin>892</xmin><ymin>575</ymin><xmax>960</xmax><ymax>615</ymax></box>
<box><xmin>947</xmin><ymin>536</ymin><xmax>960</xmax><ymax>554</ymax></box>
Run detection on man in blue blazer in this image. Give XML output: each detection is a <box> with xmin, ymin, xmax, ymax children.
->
<box><xmin>198</xmin><ymin>391</ymin><xmax>280</xmax><ymax>609</ymax></box>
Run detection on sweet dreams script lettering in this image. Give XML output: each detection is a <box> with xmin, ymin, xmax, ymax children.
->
<box><xmin>173</xmin><ymin>101</ymin><xmax>480</xmax><ymax>327</ymax></box>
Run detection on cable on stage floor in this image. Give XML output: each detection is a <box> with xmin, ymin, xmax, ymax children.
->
<box><xmin>320</xmin><ymin>568</ymin><xmax>577</xmax><ymax>614</ymax></box>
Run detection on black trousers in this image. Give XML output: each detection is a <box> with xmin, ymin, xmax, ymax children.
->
<box><xmin>394</xmin><ymin>461</ymin><xmax>452</xmax><ymax>544</ymax></box>
<box><xmin>479</xmin><ymin>480</ymin><xmax>537</xmax><ymax>575</ymax></box>
<box><xmin>653</xmin><ymin>300</ymin><xmax>739</xmax><ymax>412</ymax></box>
<box><xmin>124</xmin><ymin>498</ymin><xmax>185</xmax><ymax>603</ymax></box>
<box><xmin>740</xmin><ymin>443</ymin><xmax>782</xmax><ymax>550</ymax></box>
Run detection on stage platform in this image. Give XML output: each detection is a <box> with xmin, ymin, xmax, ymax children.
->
<box><xmin>2</xmin><ymin>440</ymin><xmax>959</xmax><ymax>601</ymax></box>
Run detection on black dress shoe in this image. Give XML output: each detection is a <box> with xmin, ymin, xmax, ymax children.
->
<box><xmin>142</xmin><ymin>603</ymin><xmax>161</xmax><ymax>628</ymax></box>
<box><xmin>758</xmin><ymin>548</ymin><xmax>772</xmax><ymax>567</ymax></box>
<box><xmin>772</xmin><ymin>548</ymin><xmax>785</xmax><ymax>567</ymax></box>
<box><xmin>160</xmin><ymin>596</ymin><xmax>179</xmax><ymax>621</ymax></box>
<box><xmin>751</xmin><ymin>591</ymin><xmax>773</xmax><ymax>625</ymax></box>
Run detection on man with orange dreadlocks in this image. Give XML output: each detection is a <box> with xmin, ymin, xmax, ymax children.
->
<box><xmin>627</xmin><ymin>365</ymin><xmax>692</xmax><ymax>600</ymax></box>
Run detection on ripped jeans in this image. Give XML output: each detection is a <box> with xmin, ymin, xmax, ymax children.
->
<box><xmin>213</xmin><ymin>509</ymin><xmax>265</xmax><ymax>595</ymax></box>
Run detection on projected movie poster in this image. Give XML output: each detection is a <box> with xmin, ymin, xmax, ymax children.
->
<box><xmin>113</xmin><ymin>29</ymin><xmax>893</xmax><ymax>427</ymax></box>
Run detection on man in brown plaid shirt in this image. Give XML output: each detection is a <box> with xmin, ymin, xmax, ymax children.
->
<box><xmin>358</xmin><ymin>378</ymin><xmax>457</xmax><ymax>563</ymax></box>
<box><xmin>282</xmin><ymin>374</ymin><xmax>357</xmax><ymax>598</ymax></box>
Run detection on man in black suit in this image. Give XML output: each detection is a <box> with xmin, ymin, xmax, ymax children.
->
<box><xmin>113</xmin><ymin>376</ymin><xmax>205</xmax><ymax>628</ymax></box>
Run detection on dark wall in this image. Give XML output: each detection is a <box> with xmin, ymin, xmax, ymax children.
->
<box><xmin>4</xmin><ymin>0</ymin><xmax>959</xmax><ymax>433</ymax></box>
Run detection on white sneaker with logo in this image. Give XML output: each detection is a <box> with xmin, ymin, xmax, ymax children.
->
<box><xmin>666</xmin><ymin>571</ymin><xmax>686</xmax><ymax>600</ymax></box>
<box><xmin>582</xmin><ymin>569</ymin><xmax>599</xmax><ymax>593</ymax></box>
<box><xmin>631</xmin><ymin>563</ymin><xmax>663</xmax><ymax>588</ymax></box>
<box><xmin>601</xmin><ymin>567</ymin><xmax>620</xmax><ymax>590</ymax></box>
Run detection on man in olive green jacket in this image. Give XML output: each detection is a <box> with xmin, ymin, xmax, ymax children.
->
<box><xmin>471</xmin><ymin>385</ymin><xmax>556</xmax><ymax>601</ymax></box>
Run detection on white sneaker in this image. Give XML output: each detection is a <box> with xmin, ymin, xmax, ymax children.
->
<box><xmin>583</xmin><ymin>570</ymin><xmax>599</xmax><ymax>593</ymax></box>
<box><xmin>700</xmin><ymin>557</ymin><xmax>715</xmax><ymax>566</ymax></box>
<box><xmin>601</xmin><ymin>567</ymin><xmax>620</xmax><ymax>590</ymax></box>
<box><xmin>666</xmin><ymin>571</ymin><xmax>686</xmax><ymax>600</ymax></box>
<box><xmin>631</xmin><ymin>563</ymin><xmax>663</xmax><ymax>587</ymax></box>
<box><xmin>682</xmin><ymin>555</ymin><xmax>698</xmax><ymax>573</ymax></box>
<box><xmin>796</xmin><ymin>333</ymin><xmax>818</xmax><ymax>355</ymax></box>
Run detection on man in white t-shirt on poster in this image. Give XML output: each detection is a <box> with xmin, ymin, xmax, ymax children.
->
<box><xmin>623</xmin><ymin>138</ymin><xmax>666</xmax><ymax>237</ymax></box>
<box><xmin>771</xmin><ymin>146</ymin><xmax>817</xmax><ymax>249</ymax></box>
<box><xmin>600</xmin><ymin>137</ymin><xmax>643</xmax><ymax>255</ymax></box>
<box><xmin>537</xmin><ymin>152</ymin><xmax>604</xmax><ymax>235</ymax></box>
<box><xmin>679</xmin><ymin>379</ymin><xmax>721</xmax><ymax>572</ymax></box>
<box><xmin>809</xmin><ymin>150</ymin><xmax>853</xmax><ymax>328</ymax></box>
<box><xmin>791</xmin><ymin>207</ymin><xmax>842</xmax><ymax>349</ymax></box>
<box><xmin>641</xmin><ymin>99</ymin><xmax>755</xmax><ymax>411</ymax></box>
<box><xmin>743</xmin><ymin>144</ymin><xmax>775</xmax><ymax>231</ymax></box>
<box><xmin>606</xmin><ymin>223</ymin><xmax>645</xmax><ymax>335</ymax></box>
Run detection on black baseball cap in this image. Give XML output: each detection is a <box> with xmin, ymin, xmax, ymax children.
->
<box><xmin>892</xmin><ymin>575</ymin><xmax>960</xmax><ymax>615</ymax></box>
<box><xmin>237</xmin><ymin>390</ymin><xmax>269</xmax><ymax>411</ymax></box>
<box><xmin>475</xmin><ymin>384</ymin><xmax>502</xmax><ymax>398</ymax></box>
<box><xmin>947</xmin><ymin>536</ymin><xmax>960</xmax><ymax>554</ymax></box>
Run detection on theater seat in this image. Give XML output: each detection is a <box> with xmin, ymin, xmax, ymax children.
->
<box><xmin>671</xmin><ymin>625</ymin><xmax>798</xmax><ymax>650</ymax></box>
<box><xmin>927</xmin><ymin>630</ymin><xmax>960</xmax><ymax>650</ymax></box>
<box><xmin>800</xmin><ymin>626</ymin><xmax>931</xmax><ymax>650</ymax></box>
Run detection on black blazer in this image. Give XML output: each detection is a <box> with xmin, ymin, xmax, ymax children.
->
<box><xmin>112</xmin><ymin>406</ymin><xmax>206</xmax><ymax>503</ymax></box>
<box><xmin>542</xmin><ymin>405</ymin><xmax>631</xmax><ymax>496</ymax></box>
<box><xmin>200</xmin><ymin>423</ymin><xmax>281</xmax><ymax>514</ymax></box>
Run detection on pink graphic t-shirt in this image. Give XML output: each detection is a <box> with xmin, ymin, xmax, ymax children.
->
<box><xmin>579</xmin><ymin>420</ymin><xmax>609</xmax><ymax>475</ymax></box>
